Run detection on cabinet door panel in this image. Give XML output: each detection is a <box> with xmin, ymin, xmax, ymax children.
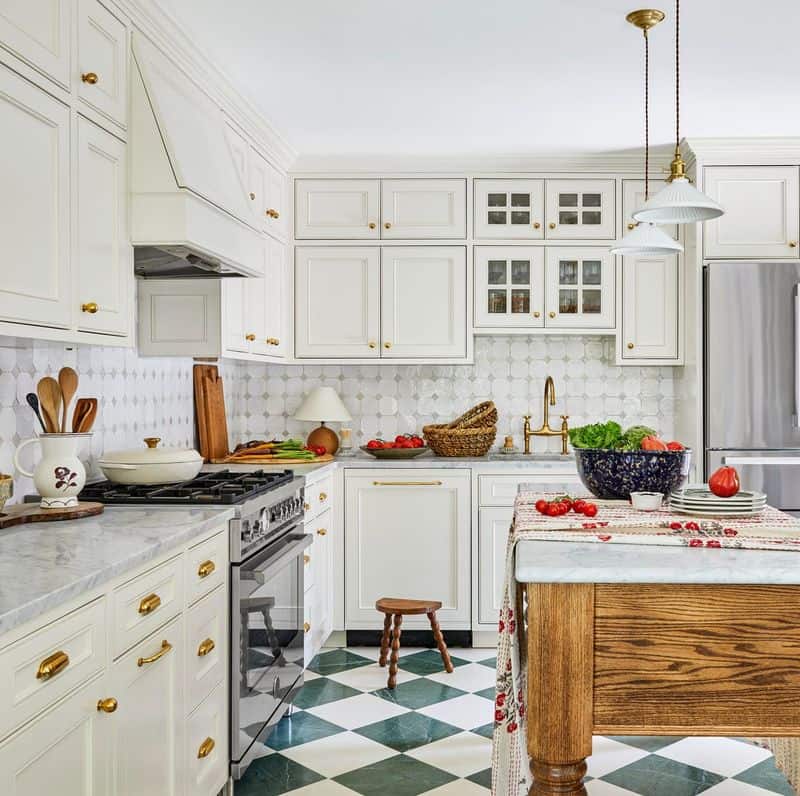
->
<box><xmin>249</xmin><ymin>148</ymin><xmax>272</xmax><ymax>233</ymax></box>
<box><xmin>704</xmin><ymin>166</ymin><xmax>800</xmax><ymax>259</ymax></box>
<box><xmin>186</xmin><ymin>683</ymin><xmax>228</xmax><ymax>796</ymax></box>
<box><xmin>381</xmin><ymin>179</ymin><xmax>466</xmax><ymax>239</ymax></box>
<box><xmin>266</xmin><ymin>159</ymin><xmax>287</xmax><ymax>239</ymax></box>
<box><xmin>474</xmin><ymin>179</ymin><xmax>545</xmax><ymax>239</ymax></box>
<box><xmin>545</xmin><ymin>247</ymin><xmax>615</xmax><ymax>329</ymax></box>
<box><xmin>381</xmin><ymin>246</ymin><xmax>466</xmax><ymax>358</ymax></box>
<box><xmin>77</xmin><ymin>116</ymin><xmax>131</xmax><ymax>335</ymax></box>
<box><xmin>474</xmin><ymin>246</ymin><xmax>545</xmax><ymax>328</ymax></box>
<box><xmin>295</xmin><ymin>247</ymin><xmax>380</xmax><ymax>357</ymax></box>
<box><xmin>295</xmin><ymin>179</ymin><xmax>380</xmax><ymax>239</ymax></box>
<box><xmin>264</xmin><ymin>239</ymin><xmax>287</xmax><ymax>357</ymax></box>
<box><xmin>0</xmin><ymin>67</ymin><xmax>71</xmax><ymax>327</ymax></box>
<box><xmin>478</xmin><ymin>507</ymin><xmax>512</xmax><ymax>625</ymax></box>
<box><xmin>222</xmin><ymin>278</ymin><xmax>250</xmax><ymax>354</ymax></box>
<box><xmin>78</xmin><ymin>0</ymin><xmax>127</xmax><ymax>127</ymax></box>
<box><xmin>546</xmin><ymin>179</ymin><xmax>615</xmax><ymax>239</ymax></box>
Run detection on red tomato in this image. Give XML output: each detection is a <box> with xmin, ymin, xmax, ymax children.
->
<box><xmin>573</xmin><ymin>499</ymin><xmax>587</xmax><ymax>514</ymax></box>
<box><xmin>535</xmin><ymin>499</ymin><xmax>548</xmax><ymax>513</ymax></box>
<box><xmin>666</xmin><ymin>441</ymin><xmax>685</xmax><ymax>451</ymax></box>
<box><xmin>381</xmin><ymin>441</ymin><xmax>395</xmax><ymax>449</ymax></box>
<box><xmin>544</xmin><ymin>503</ymin><xmax>560</xmax><ymax>517</ymax></box>
<box><xmin>366</xmin><ymin>439</ymin><xmax>381</xmax><ymax>449</ymax></box>
<box><xmin>583</xmin><ymin>503</ymin><xmax>598</xmax><ymax>517</ymax></box>
<box><xmin>395</xmin><ymin>435</ymin><xmax>406</xmax><ymax>445</ymax></box>
<box><xmin>641</xmin><ymin>436</ymin><xmax>668</xmax><ymax>451</ymax></box>
<box><xmin>708</xmin><ymin>466</ymin><xmax>740</xmax><ymax>498</ymax></box>
<box><xmin>557</xmin><ymin>496</ymin><xmax>573</xmax><ymax>511</ymax></box>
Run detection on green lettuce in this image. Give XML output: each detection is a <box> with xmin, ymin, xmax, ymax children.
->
<box><xmin>618</xmin><ymin>425</ymin><xmax>658</xmax><ymax>451</ymax></box>
<box><xmin>568</xmin><ymin>421</ymin><xmax>623</xmax><ymax>449</ymax></box>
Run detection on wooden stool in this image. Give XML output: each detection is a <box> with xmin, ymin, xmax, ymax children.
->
<box><xmin>375</xmin><ymin>598</ymin><xmax>454</xmax><ymax>688</ymax></box>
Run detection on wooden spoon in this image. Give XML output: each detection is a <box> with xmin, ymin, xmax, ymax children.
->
<box><xmin>37</xmin><ymin>377</ymin><xmax>61</xmax><ymax>434</ymax></box>
<box><xmin>74</xmin><ymin>398</ymin><xmax>98</xmax><ymax>433</ymax></box>
<box><xmin>58</xmin><ymin>367</ymin><xmax>78</xmax><ymax>433</ymax></box>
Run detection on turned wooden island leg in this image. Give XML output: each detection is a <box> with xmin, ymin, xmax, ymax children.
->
<box><xmin>526</xmin><ymin>583</ymin><xmax>594</xmax><ymax>796</ymax></box>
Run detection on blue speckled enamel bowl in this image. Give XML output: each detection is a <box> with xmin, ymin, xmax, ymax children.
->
<box><xmin>574</xmin><ymin>448</ymin><xmax>692</xmax><ymax>500</ymax></box>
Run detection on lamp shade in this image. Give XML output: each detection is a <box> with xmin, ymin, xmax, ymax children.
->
<box><xmin>294</xmin><ymin>386</ymin><xmax>351</xmax><ymax>422</ymax></box>
<box><xmin>610</xmin><ymin>222</ymin><xmax>684</xmax><ymax>257</ymax></box>
<box><xmin>631</xmin><ymin>177</ymin><xmax>724</xmax><ymax>225</ymax></box>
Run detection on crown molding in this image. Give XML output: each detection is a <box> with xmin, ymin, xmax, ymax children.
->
<box><xmin>114</xmin><ymin>0</ymin><xmax>297</xmax><ymax>171</ymax></box>
<box><xmin>684</xmin><ymin>137</ymin><xmax>800</xmax><ymax>165</ymax></box>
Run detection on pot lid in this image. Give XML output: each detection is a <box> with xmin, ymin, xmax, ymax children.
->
<box><xmin>99</xmin><ymin>437</ymin><xmax>202</xmax><ymax>465</ymax></box>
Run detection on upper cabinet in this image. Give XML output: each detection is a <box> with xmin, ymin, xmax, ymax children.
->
<box><xmin>545</xmin><ymin>247</ymin><xmax>615</xmax><ymax>329</ymax></box>
<box><xmin>703</xmin><ymin>166</ymin><xmax>800</xmax><ymax>259</ymax></box>
<box><xmin>474</xmin><ymin>246</ymin><xmax>545</xmax><ymax>328</ymax></box>
<box><xmin>545</xmin><ymin>179</ymin><xmax>615</xmax><ymax>239</ymax></box>
<box><xmin>474</xmin><ymin>179</ymin><xmax>545</xmax><ymax>239</ymax></box>
<box><xmin>295</xmin><ymin>179</ymin><xmax>466</xmax><ymax>240</ymax></box>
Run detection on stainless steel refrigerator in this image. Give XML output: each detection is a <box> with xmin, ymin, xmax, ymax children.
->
<box><xmin>705</xmin><ymin>261</ymin><xmax>800</xmax><ymax>514</ymax></box>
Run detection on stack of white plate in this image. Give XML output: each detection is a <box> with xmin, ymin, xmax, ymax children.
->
<box><xmin>669</xmin><ymin>484</ymin><xmax>767</xmax><ymax>517</ymax></box>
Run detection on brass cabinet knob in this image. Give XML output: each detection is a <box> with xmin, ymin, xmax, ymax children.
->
<box><xmin>368</xmin><ymin>222</ymin><xmax>377</xmax><ymax>229</ymax></box>
<box><xmin>197</xmin><ymin>560</ymin><xmax>215</xmax><ymax>578</ymax></box>
<box><xmin>138</xmin><ymin>593</ymin><xmax>161</xmax><ymax>615</ymax></box>
<box><xmin>269</xmin><ymin>337</ymin><xmax>281</xmax><ymax>346</ymax></box>
<box><xmin>319</xmin><ymin>492</ymin><xmax>328</xmax><ymax>501</ymax></box>
<box><xmin>533</xmin><ymin>311</ymin><xmax>541</xmax><ymax>318</ymax></box>
<box><xmin>197</xmin><ymin>638</ymin><xmax>216</xmax><ymax>657</ymax></box>
<box><xmin>81</xmin><ymin>302</ymin><xmax>98</xmax><ymax>314</ymax></box>
<box><xmin>533</xmin><ymin>222</ymin><xmax>541</xmax><ymax>229</ymax></box>
<box><xmin>81</xmin><ymin>72</ymin><xmax>99</xmax><ymax>84</ymax></box>
<box><xmin>304</xmin><ymin>622</ymin><xmax>311</xmax><ymax>633</ymax></box>
<box><xmin>548</xmin><ymin>311</ymin><xmax>556</xmax><ymax>318</ymax></box>
<box><xmin>197</xmin><ymin>737</ymin><xmax>215</xmax><ymax>759</ymax></box>
<box><xmin>304</xmin><ymin>502</ymin><xmax>311</xmax><ymax>511</ymax></box>
<box><xmin>383</xmin><ymin>342</ymin><xmax>392</xmax><ymax>349</ymax></box>
<box><xmin>384</xmin><ymin>222</ymin><xmax>392</xmax><ymax>229</ymax></box>
<box><xmin>97</xmin><ymin>697</ymin><xmax>118</xmax><ymax>713</ymax></box>
<box><xmin>317</xmin><ymin>528</ymin><xmax>327</xmax><ymax>536</ymax></box>
<box><xmin>790</xmin><ymin>241</ymin><xmax>798</xmax><ymax>248</ymax></box>
<box><xmin>628</xmin><ymin>222</ymin><xmax>636</xmax><ymax>230</ymax></box>
<box><xmin>368</xmin><ymin>341</ymin><xmax>377</xmax><ymax>349</ymax></box>
<box><xmin>245</xmin><ymin>333</ymin><xmax>256</xmax><ymax>342</ymax></box>
<box><xmin>36</xmin><ymin>650</ymin><xmax>69</xmax><ymax>680</ymax></box>
<box><xmin>249</xmin><ymin>192</ymin><xmax>256</xmax><ymax>200</ymax></box>
<box><xmin>548</xmin><ymin>222</ymin><xmax>556</xmax><ymax>229</ymax></box>
<box><xmin>627</xmin><ymin>342</ymin><xmax>635</xmax><ymax>350</ymax></box>
<box><xmin>266</xmin><ymin>208</ymin><xmax>280</xmax><ymax>219</ymax></box>
<box><xmin>304</xmin><ymin>554</ymin><xmax>311</xmax><ymax>565</ymax></box>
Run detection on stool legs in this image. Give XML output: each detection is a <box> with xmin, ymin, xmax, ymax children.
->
<box><xmin>388</xmin><ymin>614</ymin><xmax>403</xmax><ymax>689</ymax></box>
<box><xmin>428</xmin><ymin>610</ymin><xmax>453</xmax><ymax>673</ymax></box>
<box><xmin>379</xmin><ymin>613</ymin><xmax>392</xmax><ymax>667</ymax></box>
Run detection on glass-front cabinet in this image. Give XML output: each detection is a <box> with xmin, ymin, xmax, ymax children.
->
<box><xmin>545</xmin><ymin>179</ymin><xmax>615</xmax><ymax>239</ymax></box>
<box><xmin>474</xmin><ymin>246</ymin><xmax>545</xmax><ymax>328</ymax></box>
<box><xmin>474</xmin><ymin>179</ymin><xmax>545</xmax><ymax>239</ymax></box>
<box><xmin>545</xmin><ymin>247</ymin><xmax>615</xmax><ymax>328</ymax></box>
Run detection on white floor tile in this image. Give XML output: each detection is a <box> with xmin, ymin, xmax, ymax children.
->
<box><xmin>586</xmin><ymin>780</ymin><xmax>640</xmax><ymax>795</ymax></box>
<box><xmin>424</xmin><ymin>779</ymin><xmax>490</xmax><ymax>794</ymax></box>
<box><xmin>701</xmin><ymin>781</ymin><xmax>783</xmax><ymax>795</ymax></box>
<box><xmin>444</xmin><ymin>648</ymin><xmax>497</xmax><ymax>662</ymax></box>
<box><xmin>288</xmin><ymin>781</ymin><xmax>361</xmax><ymax>795</ymax></box>
<box><xmin>427</xmin><ymin>663</ymin><xmax>496</xmax><ymax>693</ymax></box>
<box><xmin>405</xmin><ymin>731</ymin><xmax>491</xmax><ymax>777</ymax></box>
<box><xmin>417</xmin><ymin>693</ymin><xmax>496</xmax><ymax>730</ymax></box>
<box><xmin>305</xmin><ymin>692</ymin><xmax>409</xmax><ymax>730</ymax></box>
<box><xmin>280</xmin><ymin>730</ymin><xmax>396</xmax><ymax>779</ymax></box>
<box><xmin>656</xmin><ymin>737</ymin><xmax>773</xmax><ymax>777</ymax></box>
<box><xmin>345</xmin><ymin>645</ymin><xmax>428</xmax><ymax>658</ymax></box>
<box><xmin>305</xmin><ymin>670</ymin><xmax>321</xmax><ymax>682</ymax></box>
<box><xmin>586</xmin><ymin>736</ymin><xmax>650</xmax><ymax>779</ymax></box>
<box><xmin>326</xmin><ymin>662</ymin><xmax>418</xmax><ymax>692</ymax></box>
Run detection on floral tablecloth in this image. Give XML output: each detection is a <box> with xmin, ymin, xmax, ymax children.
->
<box><xmin>491</xmin><ymin>493</ymin><xmax>800</xmax><ymax>796</ymax></box>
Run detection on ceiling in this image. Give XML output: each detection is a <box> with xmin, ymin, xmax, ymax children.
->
<box><xmin>155</xmin><ymin>0</ymin><xmax>799</xmax><ymax>160</ymax></box>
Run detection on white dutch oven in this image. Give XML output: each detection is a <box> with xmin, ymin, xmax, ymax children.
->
<box><xmin>98</xmin><ymin>437</ymin><xmax>203</xmax><ymax>485</ymax></box>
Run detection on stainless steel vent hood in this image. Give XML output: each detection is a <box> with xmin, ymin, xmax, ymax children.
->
<box><xmin>133</xmin><ymin>246</ymin><xmax>245</xmax><ymax>279</ymax></box>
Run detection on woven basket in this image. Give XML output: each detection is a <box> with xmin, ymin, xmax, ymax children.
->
<box><xmin>451</xmin><ymin>401</ymin><xmax>498</xmax><ymax>429</ymax></box>
<box><xmin>423</xmin><ymin>402</ymin><xmax>498</xmax><ymax>457</ymax></box>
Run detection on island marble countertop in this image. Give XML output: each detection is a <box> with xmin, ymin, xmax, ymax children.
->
<box><xmin>515</xmin><ymin>539</ymin><xmax>800</xmax><ymax>584</ymax></box>
<box><xmin>0</xmin><ymin>506</ymin><xmax>234</xmax><ymax>635</ymax></box>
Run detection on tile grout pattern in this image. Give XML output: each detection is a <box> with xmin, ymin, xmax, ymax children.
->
<box><xmin>235</xmin><ymin>647</ymin><xmax>794</xmax><ymax>796</ymax></box>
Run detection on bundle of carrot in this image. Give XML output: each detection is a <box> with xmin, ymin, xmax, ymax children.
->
<box><xmin>227</xmin><ymin>439</ymin><xmax>318</xmax><ymax>461</ymax></box>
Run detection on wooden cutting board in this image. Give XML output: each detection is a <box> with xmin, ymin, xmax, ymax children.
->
<box><xmin>218</xmin><ymin>453</ymin><xmax>335</xmax><ymax>465</ymax></box>
<box><xmin>0</xmin><ymin>502</ymin><xmax>104</xmax><ymax>529</ymax></box>
<box><xmin>194</xmin><ymin>364</ymin><xmax>229</xmax><ymax>463</ymax></box>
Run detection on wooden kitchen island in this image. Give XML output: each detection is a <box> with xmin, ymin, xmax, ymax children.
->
<box><xmin>515</xmin><ymin>540</ymin><xmax>800</xmax><ymax>795</ymax></box>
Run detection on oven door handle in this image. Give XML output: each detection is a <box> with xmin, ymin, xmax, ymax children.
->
<box><xmin>244</xmin><ymin>534</ymin><xmax>313</xmax><ymax>584</ymax></box>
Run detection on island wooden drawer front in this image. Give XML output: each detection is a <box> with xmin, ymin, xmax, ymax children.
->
<box><xmin>478</xmin><ymin>473</ymin><xmax>582</xmax><ymax>506</ymax></box>
<box><xmin>112</xmin><ymin>556</ymin><xmax>183</xmax><ymax>658</ymax></box>
<box><xmin>0</xmin><ymin>597</ymin><xmax>106</xmax><ymax>741</ymax></box>
<box><xmin>186</xmin><ymin>585</ymin><xmax>226</xmax><ymax>714</ymax></box>
<box><xmin>305</xmin><ymin>475</ymin><xmax>333</xmax><ymax>521</ymax></box>
<box><xmin>186</xmin><ymin>682</ymin><xmax>228</xmax><ymax>796</ymax></box>
<box><xmin>186</xmin><ymin>529</ymin><xmax>227</xmax><ymax>606</ymax></box>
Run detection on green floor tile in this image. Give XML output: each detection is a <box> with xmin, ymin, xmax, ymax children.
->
<box><xmin>467</xmin><ymin>767</ymin><xmax>492</xmax><ymax>789</ymax></box>
<box><xmin>471</xmin><ymin>722</ymin><xmax>495</xmax><ymax>739</ymax></box>
<box><xmin>475</xmin><ymin>687</ymin><xmax>497</xmax><ymax>702</ymax></box>
<box><xmin>355</xmin><ymin>711</ymin><xmax>461</xmax><ymax>753</ymax></box>
<box><xmin>266</xmin><ymin>711</ymin><xmax>346</xmax><ymax>751</ymax></box>
<box><xmin>607</xmin><ymin>735</ymin><xmax>687</xmax><ymax>753</ymax></box>
<box><xmin>308</xmin><ymin>649</ymin><xmax>373</xmax><ymax>676</ymax></box>
<box><xmin>334</xmin><ymin>753</ymin><xmax>456</xmax><ymax>796</ymax></box>
<box><xmin>734</xmin><ymin>757</ymin><xmax>795</xmax><ymax>796</ymax></box>
<box><xmin>293</xmin><ymin>676</ymin><xmax>361</xmax><ymax>709</ymax></box>
<box><xmin>601</xmin><ymin>753</ymin><xmax>725</xmax><ymax>796</ymax></box>
<box><xmin>398</xmin><ymin>649</ymin><xmax>469</xmax><ymax>676</ymax></box>
<box><xmin>476</xmin><ymin>657</ymin><xmax>497</xmax><ymax>669</ymax></box>
<box><xmin>374</xmin><ymin>676</ymin><xmax>466</xmax><ymax>709</ymax></box>
<box><xmin>234</xmin><ymin>753</ymin><xmax>324</xmax><ymax>796</ymax></box>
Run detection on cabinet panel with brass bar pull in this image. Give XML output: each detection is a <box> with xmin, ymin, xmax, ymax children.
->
<box><xmin>36</xmin><ymin>650</ymin><xmax>70</xmax><ymax>680</ymax></box>
<box><xmin>137</xmin><ymin>639</ymin><xmax>172</xmax><ymax>667</ymax></box>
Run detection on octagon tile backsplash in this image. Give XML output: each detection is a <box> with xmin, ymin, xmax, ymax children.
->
<box><xmin>0</xmin><ymin>335</ymin><xmax>675</xmax><ymax>499</ymax></box>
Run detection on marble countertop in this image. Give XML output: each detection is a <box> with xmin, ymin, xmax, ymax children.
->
<box><xmin>515</xmin><ymin>539</ymin><xmax>800</xmax><ymax>584</ymax></box>
<box><xmin>0</xmin><ymin>506</ymin><xmax>234</xmax><ymax>636</ymax></box>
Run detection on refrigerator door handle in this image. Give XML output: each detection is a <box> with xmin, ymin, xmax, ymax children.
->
<box><xmin>795</xmin><ymin>284</ymin><xmax>800</xmax><ymax>427</ymax></box>
<box><xmin>724</xmin><ymin>456</ymin><xmax>800</xmax><ymax>466</ymax></box>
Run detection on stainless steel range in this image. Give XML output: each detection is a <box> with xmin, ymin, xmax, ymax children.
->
<box><xmin>80</xmin><ymin>469</ymin><xmax>311</xmax><ymax>780</ymax></box>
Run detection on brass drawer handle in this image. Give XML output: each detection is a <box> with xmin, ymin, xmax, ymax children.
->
<box><xmin>197</xmin><ymin>638</ymin><xmax>215</xmax><ymax>657</ymax></box>
<box><xmin>372</xmin><ymin>480</ymin><xmax>442</xmax><ymax>486</ymax></box>
<box><xmin>304</xmin><ymin>554</ymin><xmax>311</xmax><ymax>564</ymax></box>
<box><xmin>317</xmin><ymin>528</ymin><xmax>327</xmax><ymax>536</ymax></box>
<box><xmin>319</xmin><ymin>492</ymin><xmax>328</xmax><ymax>501</ymax></box>
<box><xmin>36</xmin><ymin>650</ymin><xmax>69</xmax><ymax>680</ymax></box>
<box><xmin>304</xmin><ymin>502</ymin><xmax>311</xmax><ymax>511</ymax></box>
<box><xmin>198</xmin><ymin>737</ymin><xmax>215</xmax><ymax>759</ymax></box>
<box><xmin>81</xmin><ymin>72</ymin><xmax>98</xmax><ymax>84</ymax></box>
<box><xmin>81</xmin><ymin>302</ymin><xmax>98</xmax><ymax>314</ymax></box>
<box><xmin>138</xmin><ymin>593</ymin><xmax>161</xmax><ymax>615</ymax></box>
<box><xmin>198</xmin><ymin>560</ymin><xmax>216</xmax><ymax>578</ymax></box>
<box><xmin>303</xmin><ymin>622</ymin><xmax>311</xmax><ymax>633</ymax></box>
<box><xmin>97</xmin><ymin>697</ymin><xmax>118</xmax><ymax>713</ymax></box>
<box><xmin>137</xmin><ymin>639</ymin><xmax>172</xmax><ymax>667</ymax></box>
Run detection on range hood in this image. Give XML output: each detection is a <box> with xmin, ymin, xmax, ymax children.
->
<box><xmin>130</xmin><ymin>33</ymin><xmax>262</xmax><ymax>279</ymax></box>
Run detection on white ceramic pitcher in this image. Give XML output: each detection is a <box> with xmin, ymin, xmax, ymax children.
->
<box><xmin>14</xmin><ymin>433</ymin><xmax>90</xmax><ymax>508</ymax></box>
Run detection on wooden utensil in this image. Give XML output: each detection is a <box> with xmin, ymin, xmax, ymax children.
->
<box><xmin>37</xmin><ymin>377</ymin><xmax>61</xmax><ymax>434</ymax></box>
<box><xmin>58</xmin><ymin>367</ymin><xmax>78</xmax><ymax>433</ymax></box>
<box><xmin>193</xmin><ymin>364</ymin><xmax>229</xmax><ymax>462</ymax></box>
<box><xmin>25</xmin><ymin>392</ymin><xmax>46</xmax><ymax>432</ymax></box>
<box><xmin>73</xmin><ymin>398</ymin><xmax>98</xmax><ymax>433</ymax></box>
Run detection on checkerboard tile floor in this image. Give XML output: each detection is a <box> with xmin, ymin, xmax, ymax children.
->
<box><xmin>234</xmin><ymin>647</ymin><xmax>795</xmax><ymax>796</ymax></box>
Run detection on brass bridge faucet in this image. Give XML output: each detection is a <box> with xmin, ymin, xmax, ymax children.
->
<box><xmin>523</xmin><ymin>376</ymin><xmax>570</xmax><ymax>455</ymax></box>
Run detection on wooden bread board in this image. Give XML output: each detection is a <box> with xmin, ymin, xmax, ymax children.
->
<box><xmin>194</xmin><ymin>364</ymin><xmax>230</xmax><ymax>463</ymax></box>
<box><xmin>0</xmin><ymin>501</ymin><xmax>104</xmax><ymax>528</ymax></box>
<box><xmin>216</xmin><ymin>453</ymin><xmax>335</xmax><ymax>465</ymax></box>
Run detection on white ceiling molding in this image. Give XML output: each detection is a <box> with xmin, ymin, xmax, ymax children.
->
<box><xmin>685</xmin><ymin>137</ymin><xmax>800</xmax><ymax>165</ymax></box>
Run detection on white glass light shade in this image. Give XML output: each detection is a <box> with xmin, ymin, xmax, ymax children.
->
<box><xmin>632</xmin><ymin>177</ymin><xmax>724</xmax><ymax>225</ymax></box>
<box><xmin>610</xmin><ymin>222</ymin><xmax>684</xmax><ymax>256</ymax></box>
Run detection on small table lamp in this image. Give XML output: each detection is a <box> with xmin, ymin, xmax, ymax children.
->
<box><xmin>294</xmin><ymin>386</ymin><xmax>352</xmax><ymax>455</ymax></box>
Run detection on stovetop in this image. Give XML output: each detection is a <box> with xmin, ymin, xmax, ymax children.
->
<box><xmin>78</xmin><ymin>469</ymin><xmax>295</xmax><ymax>506</ymax></box>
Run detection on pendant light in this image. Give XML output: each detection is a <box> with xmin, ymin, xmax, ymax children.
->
<box><xmin>632</xmin><ymin>0</ymin><xmax>724</xmax><ymax>224</ymax></box>
<box><xmin>611</xmin><ymin>9</ymin><xmax>683</xmax><ymax>257</ymax></box>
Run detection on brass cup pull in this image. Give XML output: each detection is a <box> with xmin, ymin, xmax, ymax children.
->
<box><xmin>790</xmin><ymin>241</ymin><xmax>798</xmax><ymax>248</ymax></box>
<box><xmin>368</xmin><ymin>341</ymin><xmax>377</xmax><ymax>349</ymax></box>
<box><xmin>317</xmin><ymin>528</ymin><xmax>327</xmax><ymax>536</ymax></box>
<box><xmin>368</xmin><ymin>222</ymin><xmax>377</xmax><ymax>229</ymax></box>
<box><xmin>304</xmin><ymin>554</ymin><xmax>311</xmax><ymax>564</ymax></box>
<box><xmin>548</xmin><ymin>311</ymin><xmax>556</xmax><ymax>318</ymax></box>
<box><xmin>198</xmin><ymin>737</ymin><xmax>215</xmax><ymax>759</ymax></box>
<box><xmin>383</xmin><ymin>342</ymin><xmax>392</xmax><ymax>349</ymax></box>
<box><xmin>197</xmin><ymin>638</ymin><xmax>216</xmax><ymax>657</ymax></box>
<box><xmin>628</xmin><ymin>222</ymin><xmax>636</xmax><ymax>230</ymax></box>
<box><xmin>249</xmin><ymin>192</ymin><xmax>256</xmax><ymax>200</ymax></box>
<box><xmin>144</xmin><ymin>437</ymin><xmax>161</xmax><ymax>448</ymax></box>
<box><xmin>533</xmin><ymin>311</ymin><xmax>541</xmax><ymax>318</ymax></box>
<box><xmin>548</xmin><ymin>222</ymin><xmax>556</xmax><ymax>229</ymax></box>
<box><xmin>303</xmin><ymin>622</ymin><xmax>311</xmax><ymax>633</ymax></box>
<box><xmin>137</xmin><ymin>639</ymin><xmax>172</xmax><ymax>667</ymax></box>
<box><xmin>198</xmin><ymin>559</ymin><xmax>216</xmax><ymax>578</ymax></box>
<box><xmin>97</xmin><ymin>697</ymin><xmax>118</xmax><ymax>713</ymax></box>
<box><xmin>138</xmin><ymin>593</ymin><xmax>161</xmax><ymax>615</ymax></box>
<box><xmin>245</xmin><ymin>333</ymin><xmax>256</xmax><ymax>342</ymax></box>
<box><xmin>304</xmin><ymin>502</ymin><xmax>311</xmax><ymax>511</ymax></box>
<box><xmin>36</xmin><ymin>650</ymin><xmax>69</xmax><ymax>680</ymax></box>
<box><xmin>81</xmin><ymin>302</ymin><xmax>98</xmax><ymax>314</ymax></box>
<box><xmin>81</xmin><ymin>72</ymin><xmax>99</xmax><ymax>84</ymax></box>
<box><xmin>627</xmin><ymin>342</ymin><xmax>635</xmax><ymax>350</ymax></box>
<box><xmin>319</xmin><ymin>492</ymin><xmax>328</xmax><ymax>501</ymax></box>
<box><xmin>533</xmin><ymin>222</ymin><xmax>541</xmax><ymax>229</ymax></box>
<box><xmin>384</xmin><ymin>222</ymin><xmax>392</xmax><ymax>229</ymax></box>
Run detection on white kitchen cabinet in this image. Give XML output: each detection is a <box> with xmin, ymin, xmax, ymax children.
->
<box><xmin>0</xmin><ymin>66</ymin><xmax>71</xmax><ymax>329</ymax></box>
<box><xmin>622</xmin><ymin>179</ymin><xmax>678</xmax><ymax>240</ymax></box>
<box><xmin>249</xmin><ymin>148</ymin><xmax>285</xmax><ymax>238</ymax></box>
<box><xmin>474</xmin><ymin>246</ymin><xmax>545</xmax><ymax>328</ymax></box>
<box><xmin>77</xmin><ymin>0</ymin><xmax>127</xmax><ymax>129</ymax></box>
<box><xmin>264</xmin><ymin>237</ymin><xmax>287</xmax><ymax>356</ymax></box>
<box><xmin>185</xmin><ymin>683</ymin><xmax>227</xmax><ymax>796</ymax></box>
<box><xmin>295</xmin><ymin>246</ymin><xmax>381</xmax><ymax>358</ymax></box>
<box><xmin>0</xmin><ymin>0</ymin><xmax>72</xmax><ymax>88</ymax></box>
<box><xmin>703</xmin><ymin>166</ymin><xmax>800</xmax><ymax>259</ymax></box>
<box><xmin>344</xmin><ymin>470</ymin><xmax>471</xmax><ymax>629</ymax></box>
<box><xmin>474</xmin><ymin>179</ymin><xmax>545</xmax><ymax>239</ymax></box>
<box><xmin>295</xmin><ymin>179</ymin><xmax>381</xmax><ymax>239</ymax></box>
<box><xmin>545</xmin><ymin>179</ymin><xmax>615</xmax><ymax>239</ymax></box>
<box><xmin>381</xmin><ymin>179</ymin><xmax>466</xmax><ymax>239</ymax></box>
<box><xmin>306</xmin><ymin>506</ymin><xmax>334</xmax><ymax>658</ymax></box>
<box><xmin>222</xmin><ymin>278</ymin><xmax>250</xmax><ymax>354</ymax></box>
<box><xmin>620</xmin><ymin>253</ymin><xmax>680</xmax><ymax>361</ymax></box>
<box><xmin>76</xmin><ymin>116</ymin><xmax>132</xmax><ymax>335</ymax></box>
<box><xmin>545</xmin><ymin>247</ymin><xmax>615</xmax><ymax>329</ymax></box>
<box><xmin>381</xmin><ymin>246</ymin><xmax>466</xmax><ymax>358</ymax></box>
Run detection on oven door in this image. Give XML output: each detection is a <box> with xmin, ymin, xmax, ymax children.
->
<box><xmin>230</xmin><ymin>531</ymin><xmax>312</xmax><ymax>776</ymax></box>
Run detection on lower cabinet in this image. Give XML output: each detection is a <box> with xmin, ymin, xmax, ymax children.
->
<box><xmin>304</xmin><ymin>493</ymin><xmax>335</xmax><ymax>661</ymax></box>
<box><xmin>186</xmin><ymin>683</ymin><xmax>228</xmax><ymax>796</ymax></box>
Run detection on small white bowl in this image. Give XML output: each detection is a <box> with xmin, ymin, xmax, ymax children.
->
<box><xmin>630</xmin><ymin>491</ymin><xmax>663</xmax><ymax>511</ymax></box>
